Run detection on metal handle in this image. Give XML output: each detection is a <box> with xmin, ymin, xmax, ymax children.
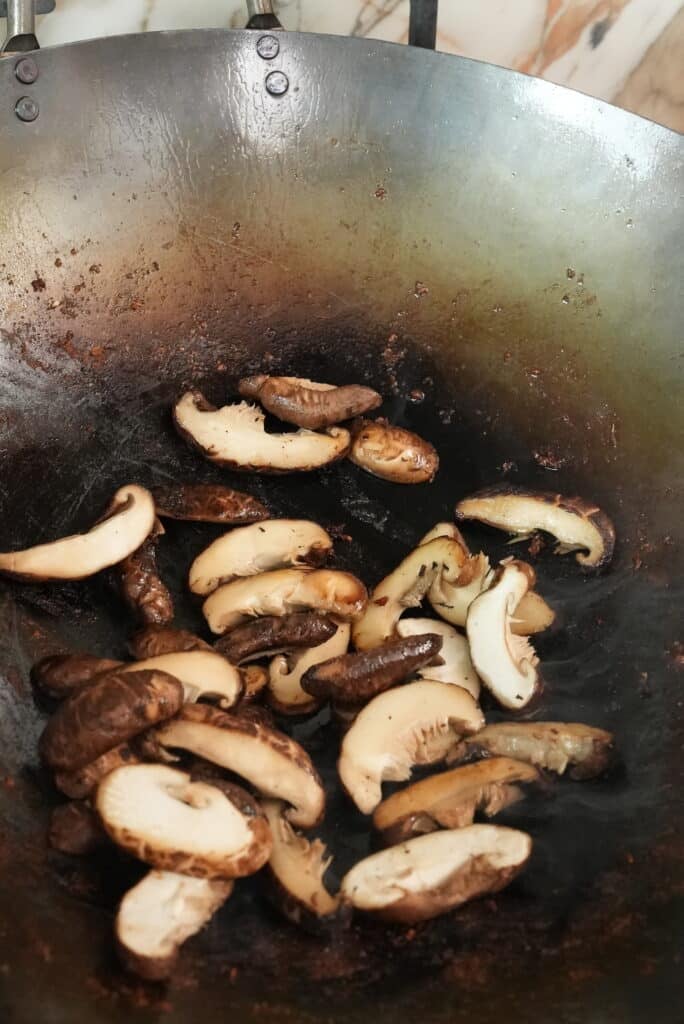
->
<box><xmin>409</xmin><ymin>0</ymin><xmax>438</xmax><ymax>49</ymax></box>
<box><xmin>245</xmin><ymin>0</ymin><xmax>282</xmax><ymax>31</ymax></box>
<box><xmin>1</xmin><ymin>0</ymin><xmax>55</xmax><ymax>54</ymax></box>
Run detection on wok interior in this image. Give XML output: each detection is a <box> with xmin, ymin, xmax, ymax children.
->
<box><xmin>0</xmin><ymin>29</ymin><xmax>681</xmax><ymax>1024</ymax></box>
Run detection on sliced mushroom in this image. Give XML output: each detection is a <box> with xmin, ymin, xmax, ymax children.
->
<box><xmin>349</xmin><ymin>418</ymin><xmax>439</xmax><ymax>484</ymax></box>
<box><xmin>352</xmin><ymin>537</ymin><xmax>466</xmax><ymax>651</ymax></box>
<box><xmin>0</xmin><ymin>484</ymin><xmax>156</xmax><ymax>582</ymax></box>
<box><xmin>338</xmin><ymin>680</ymin><xmax>484</xmax><ymax>814</ymax></box>
<box><xmin>152</xmin><ymin>483</ymin><xmax>268</xmax><ymax>524</ymax></box>
<box><xmin>455</xmin><ymin>485</ymin><xmax>615</xmax><ymax>570</ymax></box>
<box><xmin>373</xmin><ymin>757</ymin><xmax>543</xmax><ymax>844</ymax></box>
<box><xmin>203</xmin><ymin>568</ymin><xmax>367</xmax><ymax>635</ymax></box>
<box><xmin>214</xmin><ymin>612</ymin><xmax>337</xmax><ymax>665</ymax></box>
<box><xmin>301</xmin><ymin>633</ymin><xmax>443</xmax><ymax>705</ymax></box>
<box><xmin>448</xmin><ymin>722</ymin><xmax>615</xmax><ymax>780</ymax></box>
<box><xmin>189</xmin><ymin>520</ymin><xmax>333</xmax><ymax>596</ymax></box>
<box><xmin>39</xmin><ymin>670</ymin><xmax>184</xmax><ymax>773</ymax></box>
<box><xmin>54</xmin><ymin>742</ymin><xmax>141</xmax><ymax>799</ymax></box>
<box><xmin>173</xmin><ymin>391</ymin><xmax>350</xmax><ymax>473</ymax></box>
<box><xmin>155</xmin><ymin>703</ymin><xmax>325</xmax><ymax>828</ymax></box>
<box><xmin>48</xmin><ymin>801</ymin><xmax>106</xmax><ymax>855</ymax></box>
<box><xmin>340</xmin><ymin>825</ymin><xmax>531</xmax><ymax>923</ymax></box>
<box><xmin>235</xmin><ymin>703</ymin><xmax>276</xmax><ymax>729</ymax></box>
<box><xmin>116</xmin><ymin>519</ymin><xmax>174</xmax><ymax>626</ymax></box>
<box><xmin>116</xmin><ymin>870</ymin><xmax>233</xmax><ymax>981</ymax></box>
<box><xmin>31</xmin><ymin>653</ymin><xmax>123</xmax><ymax>699</ymax></box>
<box><xmin>97</xmin><ymin>764</ymin><xmax>272</xmax><ymax>879</ymax></box>
<box><xmin>268</xmin><ymin>620</ymin><xmax>351</xmax><ymax>716</ymax></box>
<box><xmin>262</xmin><ymin>800</ymin><xmax>345</xmax><ymax>931</ymax></box>
<box><xmin>419</xmin><ymin>522</ymin><xmax>469</xmax><ymax>547</ymax></box>
<box><xmin>238</xmin><ymin>375</ymin><xmax>381</xmax><ymax>430</ymax></box>
<box><xmin>396</xmin><ymin>618</ymin><xmax>480</xmax><ymax>700</ymax></box>
<box><xmin>466</xmin><ymin>561</ymin><xmax>540</xmax><ymax>710</ymax></box>
<box><xmin>129</xmin><ymin>626</ymin><xmax>212</xmax><ymax>660</ymax></box>
<box><xmin>240</xmin><ymin>664</ymin><xmax>269</xmax><ymax>703</ymax></box>
<box><xmin>118</xmin><ymin>651</ymin><xmax>243</xmax><ymax>709</ymax></box>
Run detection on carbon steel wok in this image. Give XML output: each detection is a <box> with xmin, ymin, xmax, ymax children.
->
<box><xmin>0</xmin><ymin>17</ymin><xmax>682</xmax><ymax>1024</ymax></box>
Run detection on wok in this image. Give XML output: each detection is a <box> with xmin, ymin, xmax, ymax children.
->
<box><xmin>0</xmin><ymin>11</ymin><xmax>682</xmax><ymax>1024</ymax></box>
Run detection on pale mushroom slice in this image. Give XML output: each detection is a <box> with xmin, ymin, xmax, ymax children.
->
<box><xmin>97</xmin><ymin>764</ymin><xmax>272</xmax><ymax>879</ymax></box>
<box><xmin>418</xmin><ymin>522</ymin><xmax>469</xmax><ymax>548</ymax></box>
<box><xmin>396</xmin><ymin>618</ymin><xmax>480</xmax><ymax>700</ymax></box>
<box><xmin>0</xmin><ymin>484</ymin><xmax>156</xmax><ymax>582</ymax></box>
<box><xmin>155</xmin><ymin>703</ymin><xmax>325</xmax><ymax>828</ymax></box>
<box><xmin>338</xmin><ymin>680</ymin><xmax>484</xmax><ymax>814</ymax></box>
<box><xmin>261</xmin><ymin>800</ymin><xmax>345</xmax><ymax>930</ymax></box>
<box><xmin>373</xmin><ymin>757</ymin><xmax>543</xmax><ymax>844</ymax></box>
<box><xmin>268</xmin><ymin>621</ymin><xmax>351</xmax><ymax>716</ymax></box>
<box><xmin>118</xmin><ymin>651</ymin><xmax>243</xmax><ymax>709</ymax></box>
<box><xmin>238</xmin><ymin>375</ymin><xmax>381</xmax><ymax>430</ymax></box>
<box><xmin>466</xmin><ymin>561</ymin><xmax>541</xmax><ymax>710</ymax></box>
<box><xmin>116</xmin><ymin>870</ymin><xmax>234</xmax><ymax>981</ymax></box>
<box><xmin>352</xmin><ymin>537</ymin><xmax>467</xmax><ymax>651</ymax></box>
<box><xmin>448</xmin><ymin>722</ymin><xmax>615</xmax><ymax>780</ymax></box>
<box><xmin>203</xmin><ymin>568</ymin><xmax>367</xmax><ymax>635</ymax></box>
<box><xmin>340</xmin><ymin>825</ymin><xmax>532</xmax><ymax>923</ymax></box>
<box><xmin>455</xmin><ymin>485</ymin><xmax>616</xmax><ymax>570</ymax></box>
<box><xmin>173</xmin><ymin>391</ymin><xmax>350</xmax><ymax>473</ymax></box>
<box><xmin>189</xmin><ymin>519</ymin><xmax>333</xmax><ymax>596</ymax></box>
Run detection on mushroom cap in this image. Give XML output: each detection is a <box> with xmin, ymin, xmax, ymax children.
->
<box><xmin>54</xmin><ymin>742</ymin><xmax>141</xmax><ymax>799</ymax></box>
<box><xmin>203</xmin><ymin>568</ymin><xmax>367</xmax><ymax>634</ymax></box>
<box><xmin>215</xmin><ymin>612</ymin><xmax>337</xmax><ymax>665</ymax></box>
<box><xmin>340</xmin><ymin>825</ymin><xmax>532</xmax><ymax>923</ymax></box>
<box><xmin>115</xmin><ymin>870</ymin><xmax>233</xmax><ymax>981</ymax></box>
<box><xmin>0</xmin><ymin>484</ymin><xmax>156</xmax><ymax>582</ymax></box>
<box><xmin>173</xmin><ymin>391</ymin><xmax>350</xmax><ymax>473</ymax></box>
<box><xmin>189</xmin><ymin>519</ymin><xmax>333</xmax><ymax>596</ymax></box>
<box><xmin>396</xmin><ymin>617</ymin><xmax>480</xmax><ymax>699</ymax></box>
<box><xmin>152</xmin><ymin>483</ymin><xmax>268</xmax><ymax>524</ymax></box>
<box><xmin>238</xmin><ymin>375</ymin><xmax>381</xmax><ymax>430</ymax></box>
<box><xmin>116</xmin><ymin>528</ymin><xmax>174</xmax><ymax>627</ymax></box>
<box><xmin>349</xmin><ymin>419</ymin><xmax>439</xmax><ymax>484</ymax></box>
<box><xmin>97</xmin><ymin>763</ymin><xmax>273</xmax><ymax>879</ymax></box>
<box><xmin>129</xmin><ymin>627</ymin><xmax>212</xmax><ymax>660</ymax></box>
<box><xmin>31</xmin><ymin>653</ymin><xmax>124</xmax><ymax>699</ymax></box>
<box><xmin>428</xmin><ymin>552</ymin><xmax>493</xmax><ymax>628</ymax></box>
<box><xmin>119</xmin><ymin>651</ymin><xmax>243</xmax><ymax>709</ymax></box>
<box><xmin>268</xmin><ymin>620</ymin><xmax>351</xmax><ymax>716</ymax></box>
<box><xmin>352</xmin><ymin>537</ymin><xmax>467</xmax><ymax>651</ymax></box>
<box><xmin>466</xmin><ymin>561</ymin><xmax>540</xmax><ymax>710</ymax></box>
<box><xmin>155</xmin><ymin>703</ymin><xmax>325</xmax><ymax>828</ymax></box>
<box><xmin>455</xmin><ymin>485</ymin><xmax>615</xmax><ymax>570</ymax></box>
<box><xmin>338</xmin><ymin>680</ymin><xmax>484</xmax><ymax>814</ymax></box>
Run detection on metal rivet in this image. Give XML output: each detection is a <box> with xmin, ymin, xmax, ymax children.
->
<box><xmin>15</xmin><ymin>96</ymin><xmax>39</xmax><ymax>122</ymax></box>
<box><xmin>257</xmin><ymin>34</ymin><xmax>279</xmax><ymax>60</ymax></box>
<box><xmin>265</xmin><ymin>70</ymin><xmax>289</xmax><ymax>96</ymax></box>
<box><xmin>15</xmin><ymin>57</ymin><xmax>39</xmax><ymax>84</ymax></box>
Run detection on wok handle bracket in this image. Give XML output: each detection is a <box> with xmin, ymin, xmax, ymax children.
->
<box><xmin>245</xmin><ymin>0</ymin><xmax>282</xmax><ymax>31</ymax></box>
<box><xmin>1</xmin><ymin>0</ymin><xmax>55</xmax><ymax>54</ymax></box>
<box><xmin>409</xmin><ymin>0</ymin><xmax>438</xmax><ymax>50</ymax></box>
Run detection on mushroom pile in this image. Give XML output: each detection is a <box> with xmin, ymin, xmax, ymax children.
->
<box><xmin>5</xmin><ymin>374</ymin><xmax>618</xmax><ymax>980</ymax></box>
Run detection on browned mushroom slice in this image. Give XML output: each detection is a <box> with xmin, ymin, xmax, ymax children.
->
<box><xmin>116</xmin><ymin>519</ymin><xmax>174</xmax><ymax>626</ymax></box>
<box><xmin>31</xmin><ymin>653</ymin><xmax>124</xmax><ymax>699</ymax></box>
<box><xmin>155</xmin><ymin>703</ymin><xmax>325</xmax><ymax>828</ymax></box>
<box><xmin>261</xmin><ymin>800</ymin><xmax>346</xmax><ymax>931</ymax></box>
<box><xmin>301</xmin><ymin>633</ymin><xmax>443</xmax><ymax>705</ymax></box>
<box><xmin>214</xmin><ymin>612</ymin><xmax>337</xmax><ymax>665</ymax></box>
<box><xmin>116</xmin><ymin>870</ymin><xmax>233</xmax><ymax>981</ymax></box>
<box><xmin>118</xmin><ymin>651</ymin><xmax>243</xmax><ymax>709</ymax></box>
<box><xmin>240</xmin><ymin>664</ymin><xmax>269</xmax><ymax>703</ymax></box>
<box><xmin>173</xmin><ymin>390</ymin><xmax>350</xmax><ymax>473</ymax></box>
<box><xmin>268</xmin><ymin>621</ymin><xmax>351</xmax><ymax>716</ymax></box>
<box><xmin>48</xmin><ymin>801</ymin><xmax>106</xmax><ymax>855</ymax></box>
<box><xmin>349</xmin><ymin>418</ymin><xmax>439</xmax><ymax>484</ymax></box>
<box><xmin>152</xmin><ymin>483</ymin><xmax>268</xmax><ymax>524</ymax></box>
<box><xmin>448</xmin><ymin>722</ymin><xmax>615</xmax><ymax>780</ymax></box>
<box><xmin>189</xmin><ymin>520</ymin><xmax>333</xmax><ymax>596</ymax></box>
<box><xmin>419</xmin><ymin>522</ymin><xmax>470</xmax><ymax>548</ymax></box>
<box><xmin>239</xmin><ymin>375</ymin><xmax>382</xmax><ymax>430</ymax></box>
<box><xmin>372</xmin><ymin>757</ymin><xmax>543</xmax><ymax>844</ymax></box>
<box><xmin>396</xmin><ymin>618</ymin><xmax>480</xmax><ymax>700</ymax></box>
<box><xmin>97</xmin><ymin>764</ymin><xmax>273</xmax><ymax>879</ymax></box>
<box><xmin>455</xmin><ymin>485</ymin><xmax>615</xmax><ymax>570</ymax></box>
<box><xmin>55</xmin><ymin>742</ymin><xmax>141</xmax><ymax>799</ymax></box>
<box><xmin>129</xmin><ymin>626</ymin><xmax>212</xmax><ymax>660</ymax></box>
<box><xmin>203</xmin><ymin>568</ymin><xmax>367</xmax><ymax>635</ymax></box>
<box><xmin>466</xmin><ymin>561</ymin><xmax>540</xmax><ymax>710</ymax></box>
<box><xmin>234</xmin><ymin>703</ymin><xmax>276</xmax><ymax>729</ymax></box>
<box><xmin>39</xmin><ymin>670</ymin><xmax>184</xmax><ymax>773</ymax></box>
<box><xmin>0</xmin><ymin>484</ymin><xmax>156</xmax><ymax>582</ymax></box>
<box><xmin>340</xmin><ymin>825</ymin><xmax>532</xmax><ymax>923</ymax></box>
<box><xmin>338</xmin><ymin>680</ymin><xmax>484</xmax><ymax>814</ymax></box>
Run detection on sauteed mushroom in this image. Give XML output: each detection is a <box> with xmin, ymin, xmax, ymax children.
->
<box><xmin>189</xmin><ymin>519</ymin><xmax>333</xmax><ymax>596</ymax></box>
<box><xmin>340</xmin><ymin>825</ymin><xmax>532</xmax><ymax>923</ymax></box>
<box><xmin>455</xmin><ymin>485</ymin><xmax>616</xmax><ymax>570</ymax></box>
<box><xmin>54</xmin><ymin>742</ymin><xmax>141</xmax><ymax>799</ymax></box>
<box><xmin>129</xmin><ymin>626</ymin><xmax>212</xmax><ymax>660</ymax></box>
<box><xmin>118</xmin><ymin>651</ymin><xmax>243</xmax><ymax>709</ymax></box>
<box><xmin>449</xmin><ymin>721</ymin><xmax>615</xmax><ymax>779</ymax></box>
<box><xmin>268</xmin><ymin>620</ymin><xmax>351</xmax><ymax>716</ymax></box>
<box><xmin>48</xmin><ymin>801</ymin><xmax>106</xmax><ymax>855</ymax></box>
<box><xmin>116</xmin><ymin>519</ymin><xmax>174</xmax><ymax>626</ymax></box>
<box><xmin>396</xmin><ymin>618</ymin><xmax>480</xmax><ymax>700</ymax></box>
<box><xmin>349</xmin><ymin>418</ymin><xmax>439</xmax><ymax>484</ymax></box>
<box><xmin>214</xmin><ymin>612</ymin><xmax>337</xmax><ymax>665</ymax></box>
<box><xmin>31</xmin><ymin>653</ymin><xmax>123</xmax><ymax>699</ymax></box>
<box><xmin>0</xmin><ymin>484</ymin><xmax>156</xmax><ymax>582</ymax></box>
<box><xmin>240</xmin><ymin>664</ymin><xmax>269</xmax><ymax>703</ymax></box>
<box><xmin>238</xmin><ymin>375</ymin><xmax>381</xmax><ymax>430</ymax></box>
<box><xmin>173</xmin><ymin>391</ymin><xmax>350</xmax><ymax>473</ymax></box>
<box><xmin>419</xmin><ymin>521</ymin><xmax>469</xmax><ymax>547</ymax></box>
<box><xmin>152</xmin><ymin>483</ymin><xmax>268</xmax><ymax>524</ymax></box>
<box><xmin>338</xmin><ymin>680</ymin><xmax>484</xmax><ymax>814</ymax></box>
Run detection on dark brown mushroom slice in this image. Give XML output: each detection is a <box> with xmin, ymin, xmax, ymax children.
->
<box><xmin>152</xmin><ymin>483</ymin><xmax>268</xmax><ymax>524</ymax></box>
<box><xmin>31</xmin><ymin>653</ymin><xmax>124</xmax><ymax>699</ymax></box>
<box><xmin>238</xmin><ymin>375</ymin><xmax>382</xmax><ymax>430</ymax></box>
<box><xmin>48</xmin><ymin>801</ymin><xmax>106</xmax><ymax>855</ymax></box>
<box><xmin>214</xmin><ymin>612</ymin><xmax>338</xmax><ymax>665</ymax></box>
<box><xmin>116</xmin><ymin>519</ymin><xmax>174</xmax><ymax>626</ymax></box>
<box><xmin>301</xmin><ymin>633</ymin><xmax>443</xmax><ymax>704</ymax></box>
<box><xmin>349</xmin><ymin>418</ymin><xmax>439</xmax><ymax>485</ymax></box>
<box><xmin>54</xmin><ymin>742</ymin><xmax>141</xmax><ymax>799</ymax></box>
<box><xmin>129</xmin><ymin>626</ymin><xmax>212</xmax><ymax>660</ymax></box>
<box><xmin>39</xmin><ymin>670</ymin><xmax>184</xmax><ymax>773</ymax></box>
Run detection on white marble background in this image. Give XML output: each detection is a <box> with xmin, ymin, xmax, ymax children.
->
<box><xmin>25</xmin><ymin>1</ymin><xmax>684</xmax><ymax>130</ymax></box>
